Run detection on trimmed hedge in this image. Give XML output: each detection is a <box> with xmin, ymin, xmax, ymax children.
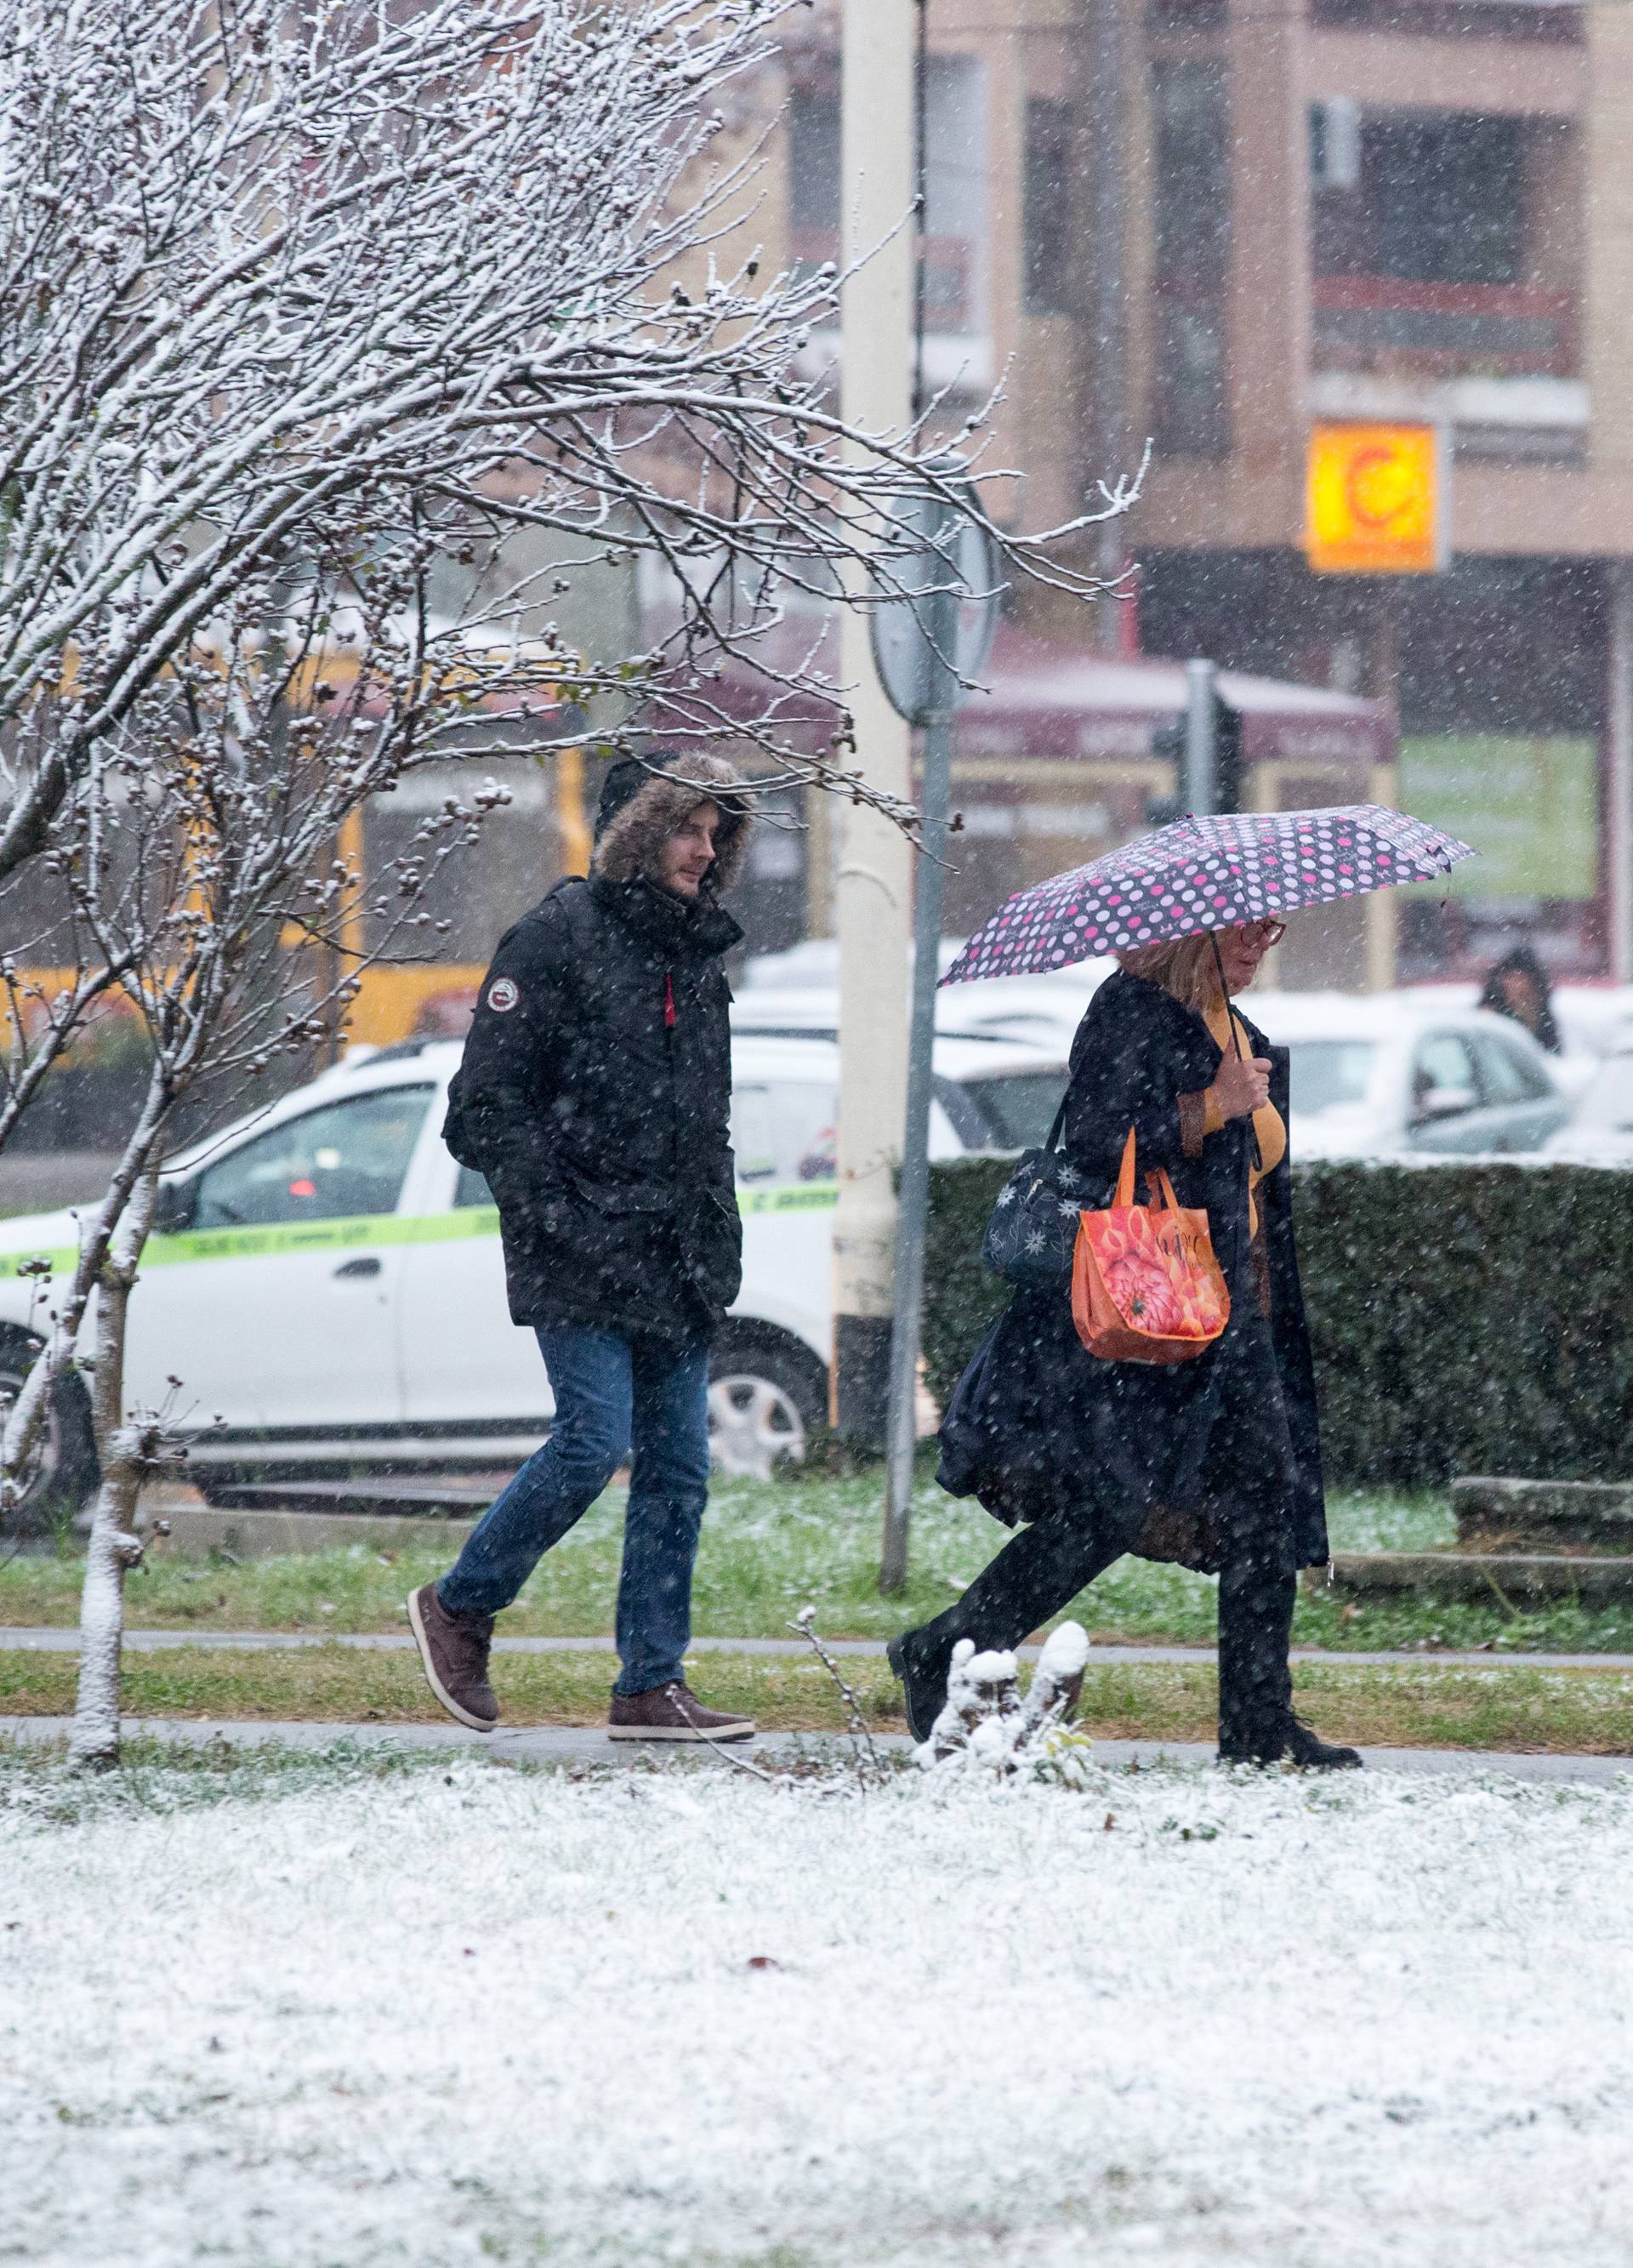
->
<box><xmin>923</xmin><ymin>1158</ymin><xmax>1633</xmax><ymax>1490</ymax></box>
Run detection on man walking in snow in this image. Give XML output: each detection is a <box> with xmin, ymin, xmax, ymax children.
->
<box><xmin>407</xmin><ymin>753</ymin><xmax>756</xmax><ymax>1741</ymax></box>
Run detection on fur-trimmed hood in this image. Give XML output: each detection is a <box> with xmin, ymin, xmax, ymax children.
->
<box><xmin>592</xmin><ymin>753</ymin><xmax>754</xmax><ymax>896</ymax></box>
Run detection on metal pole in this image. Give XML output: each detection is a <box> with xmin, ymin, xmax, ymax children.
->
<box><xmin>880</xmin><ymin>516</ymin><xmax>959</xmax><ymax>1593</ymax></box>
<box><xmin>1184</xmin><ymin>656</ymin><xmax>1217</xmax><ymax>815</ymax></box>
<box><xmin>834</xmin><ymin>0</ymin><xmax>916</xmax><ymax>1453</ymax></box>
<box><xmin>1090</xmin><ymin>0</ymin><xmax>1126</xmax><ymax>652</ymax></box>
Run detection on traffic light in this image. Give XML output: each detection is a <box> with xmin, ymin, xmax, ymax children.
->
<box><xmin>1214</xmin><ymin>695</ymin><xmax>1243</xmax><ymax>816</ymax></box>
<box><xmin>1146</xmin><ymin>696</ymin><xmax>1242</xmax><ymax>823</ymax></box>
<box><xmin>1146</xmin><ymin>715</ymin><xmax>1187</xmax><ymax>829</ymax></box>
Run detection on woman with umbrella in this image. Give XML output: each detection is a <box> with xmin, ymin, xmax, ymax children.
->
<box><xmin>887</xmin><ymin>805</ymin><xmax>1470</xmax><ymax>1768</ymax></box>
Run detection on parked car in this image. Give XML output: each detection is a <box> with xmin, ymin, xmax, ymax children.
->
<box><xmin>0</xmin><ymin>1029</ymin><xmax>1067</xmax><ymax>1517</ymax></box>
<box><xmin>739</xmin><ymin>937</ymin><xmax>1107</xmax><ymax>1058</ymax></box>
<box><xmin>732</xmin><ymin>976</ymin><xmax>1102</xmax><ymax>1063</ymax></box>
<box><xmin>1541</xmin><ymin>1034</ymin><xmax>1633</xmax><ymax>1165</ymax></box>
<box><xmin>737</xmin><ymin>982</ymin><xmax>1571</xmax><ymax>1159</ymax></box>
<box><xmin>1245</xmin><ymin>994</ymin><xmax>1571</xmax><ymax>1159</ymax></box>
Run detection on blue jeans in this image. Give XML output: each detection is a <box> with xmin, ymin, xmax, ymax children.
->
<box><xmin>437</xmin><ymin>1325</ymin><xmax>712</xmax><ymax>1696</ymax></box>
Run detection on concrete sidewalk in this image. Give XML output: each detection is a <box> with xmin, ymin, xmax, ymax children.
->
<box><xmin>3</xmin><ymin>1712</ymin><xmax>1628</xmax><ymax>1784</ymax></box>
<box><xmin>4</xmin><ymin>1626</ymin><xmax>1631</xmax><ymax>1671</ymax></box>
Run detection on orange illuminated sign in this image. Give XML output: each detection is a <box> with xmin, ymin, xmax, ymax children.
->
<box><xmin>1305</xmin><ymin>422</ymin><xmax>1448</xmax><ymax>575</ymax></box>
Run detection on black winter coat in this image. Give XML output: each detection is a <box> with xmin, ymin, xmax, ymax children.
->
<box><xmin>447</xmin><ymin>872</ymin><xmax>743</xmax><ymax>1340</ymax></box>
<box><xmin>936</xmin><ymin>969</ymin><xmax>1329</xmax><ymax>1576</ymax></box>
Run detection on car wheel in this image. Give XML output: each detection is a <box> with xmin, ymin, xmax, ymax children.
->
<box><xmin>0</xmin><ymin>1330</ymin><xmax>99</xmax><ymax>1535</ymax></box>
<box><xmin>707</xmin><ymin>1336</ymin><xmax>828</xmax><ymax>1481</ymax></box>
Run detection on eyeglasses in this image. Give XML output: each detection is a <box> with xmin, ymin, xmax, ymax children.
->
<box><xmin>1233</xmin><ymin>919</ymin><xmax>1287</xmax><ymax>947</ymax></box>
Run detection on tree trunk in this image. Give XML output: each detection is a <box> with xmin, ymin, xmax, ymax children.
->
<box><xmin>68</xmin><ymin>1170</ymin><xmax>158</xmax><ymax>1772</ymax></box>
<box><xmin>2</xmin><ymin>1062</ymin><xmax>172</xmax><ymax>1520</ymax></box>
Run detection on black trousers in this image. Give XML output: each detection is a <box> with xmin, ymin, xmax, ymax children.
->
<box><xmin>907</xmin><ymin>1462</ymin><xmax>1297</xmax><ymax>1750</ymax></box>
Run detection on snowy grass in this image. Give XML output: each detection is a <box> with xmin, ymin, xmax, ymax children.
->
<box><xmin>8</xmin><ymin>1473</ymin><xmax>1631</xmax><ymax>1655</ymax></box>
<box><xmin>4</xmin><ymin>1745</ymin><xmax>1633</xmax><ymax>2267</ymax></box>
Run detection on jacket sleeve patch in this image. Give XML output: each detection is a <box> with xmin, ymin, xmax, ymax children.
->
<box><xmin>486</xmin><ymin>977</ymin><xmax>521</xmax><ymax>1014</ymax></box>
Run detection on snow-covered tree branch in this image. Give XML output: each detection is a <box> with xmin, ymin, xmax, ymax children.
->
<box><xmin>0</xmin><ymin>573</ymin><xmax>515</xmax><ymax>1747</ymax></box>
<box><xmin>0</xmin><ymin>0</ymin><xmax>1118</xmax><ymax>895</ymax></box>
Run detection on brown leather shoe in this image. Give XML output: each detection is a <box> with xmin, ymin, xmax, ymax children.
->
<box><xmin>607</xmin><ymin>1681</ymin><xmax>756</xmax><ymax>1743</ymax></box>
<box><xmin>406</xmin><ymin>1583</ymin><xmax>498</xmax><ymax>1731</ymax></box>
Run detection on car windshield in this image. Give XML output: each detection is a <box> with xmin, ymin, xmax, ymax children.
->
<box><xmin>1286</xmin><ymin>1039</ymin><xmax>1375</xmax><ymax>1117</ymax></box>
<box><xmin>958</xmin><ymin>1071</ymin><xmax>1067</xmax><ymax>1150</ymax></box>
<box><xmin>1578</xmin><ymin>1057</ymin><xmax>1633</xmax><ymax>1131</ymax></box>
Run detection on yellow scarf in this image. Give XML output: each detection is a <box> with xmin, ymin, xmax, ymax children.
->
<box><xmin>1202</xmin><ymin>999</ymin><xmax>1285</xmax><ymax>1238</ymax></box>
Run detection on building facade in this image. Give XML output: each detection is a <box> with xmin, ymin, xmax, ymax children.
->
<box><xmin>757</xmin><ymin>0</ymin><xmax>1633</xmax><ymax>983</ymax></box>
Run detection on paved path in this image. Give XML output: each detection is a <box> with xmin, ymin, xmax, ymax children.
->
<box><xmin>3</xmin><ymin>1627</ymin><xmax>1630</xmax><ymax>1671</ymax></box>
<box><xmin>2</xmin><ymin>1713</ymin><xmax>1627</xmax><ymax>1784</ymax></box>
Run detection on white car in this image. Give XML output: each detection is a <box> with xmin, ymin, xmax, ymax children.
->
<box><xmin>736</xmin><ymin>982</ymin><xmax>1572</xmax><ymax>1158</ymax></box>
<box><xmin>1243</xmin><ymin>993</ymin><xmax>1571</xmax><ymax>1160</ymax></box>
<box><xmin>1541</xmin><ymin>1034</ymin><xmax>1633</xmax><ymax>1165</ymax></box>
<box><xmin>0</xmin><ymin>1029</ymin><xmax>1067</xmax><ymax>1518</ymax></box>
<box><xmin>739</xmin><ymin>937</ymin><xmax>1107</xmax><ymax>1063</ymax></box>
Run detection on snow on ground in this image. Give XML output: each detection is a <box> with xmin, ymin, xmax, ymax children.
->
<box><xmin>4</xmin><ymin>1752</ymin><xmax>1633</xmax><ymax>2267</ymax></box>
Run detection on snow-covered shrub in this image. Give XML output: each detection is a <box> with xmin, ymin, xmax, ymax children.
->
<box><xmin>918</xmin><ymin>1621</ymin><xmax>1094</xmax><ymax>1782</ymax></box>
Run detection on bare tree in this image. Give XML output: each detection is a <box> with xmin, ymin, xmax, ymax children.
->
<box><xmin>3</xmin><ymin>560</ymin><xmax>521</xmax><ymax>1759</ymax></box>
<box><xmin>1</xmin><ymin>0</ymin><xmax>1112</xmax><ymax>891</ymax></box>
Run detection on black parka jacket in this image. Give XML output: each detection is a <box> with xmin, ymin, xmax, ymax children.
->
<box><xmin>447</xmin><ymin>757</ymin><xmax>750</xmax><ymax>1342</ymax></box>
<box><xmin>936</xmin><ymin>968</ymin><xmax>1329</xmax><ymax>1576</ymax></box>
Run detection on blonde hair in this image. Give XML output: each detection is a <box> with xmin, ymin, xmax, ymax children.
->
<box><xmin>1115</xmin><ymin>933</ymin><xmax>1224</xmax><ymax>1013</ymax></box>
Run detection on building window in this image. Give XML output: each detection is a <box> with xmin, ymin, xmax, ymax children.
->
<box><xmin>788</xmin><ymin>61</ymin><xmax>985</xmax><ymax>338</ymax></box>
<box><xmin>923</xmin><ymin>53</ymin><xmax>987</xmax><ymax>335</ymax></box>
<box><xmin>1310</xmin><ymin>108</ymin><xmax>1575</xmax><ymax>379</ymax></box>
<box><xmin>789</xmin><ymin>88</ymin><xmax>840</xmax><ymax>236</ymax></box>
<box><xmin>1378</xmin><ymin>113</ymin><xmax>1522</xmax><ymax>284</ymax></box>
<box><xmin>1314</xmin><ymin>111</ymin><xmax>1523</xmax><ymax>286</ymax></box>
<box><xmin>788</xmin><ymin>84</ymin><xmax>840</xmax><ymax>288</ymax></box>
<box><xmin>1151</xmin><ymin>58</ymin><xmax>1230</xmax><ymax>458</ymax></box>
<box><xmin>1024</xmin><ymin>97</ymin><xmax>1074</xmax><ymax>315</ymax></box>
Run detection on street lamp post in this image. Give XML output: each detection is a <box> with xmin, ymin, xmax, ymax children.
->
<box><xmin>833</xmin><ymin>0</ymin><xmax>916</xmax><ymax>1451</ymax></box>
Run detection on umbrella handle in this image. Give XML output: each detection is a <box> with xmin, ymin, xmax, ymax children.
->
<box><xmin>1209</xmin><ymin>932</ymin><xmax>1264</xmax><ymax>1173</ymax></box>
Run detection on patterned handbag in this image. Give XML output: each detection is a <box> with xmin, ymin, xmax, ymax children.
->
<box><xmin>1071</xmin><ymin>1129</ymin><xmax>1230</xmax><ymax>1365</ymax></box>
<box><xmin>981</xmin><ymin>1096</ymin><xmax>1087</xmax><ymax>1288</ymax></box>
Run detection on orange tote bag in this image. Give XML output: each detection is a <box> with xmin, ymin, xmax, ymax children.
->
<box><xmin>1071</xmin><ymin>1130</ymin><xmax>1230</xmax><ymax>1365</ymax></box>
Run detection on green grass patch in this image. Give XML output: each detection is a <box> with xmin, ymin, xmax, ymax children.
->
<box><xmin>3</xmin><ymin>1641</ymin><xmax>1630</xmax><ymax>1753</ymax></box>
<box><xmin>7</xmin><ymin>1469</ymin><xmax>1633</xmax><ymax>1655</ymax></box>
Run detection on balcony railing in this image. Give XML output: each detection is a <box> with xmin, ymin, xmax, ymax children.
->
<box><xmin>789</xmin><ymin>225</ymin><xmax>976</xmax><ymax>335</ymax></box>
<box><xmin>1312</xmin><ymin>275</ymin><xmax>1577</xmax><ymax>379</ymax></box>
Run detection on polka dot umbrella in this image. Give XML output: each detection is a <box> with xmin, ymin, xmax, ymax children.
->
<box><xmin>940</xmin><ymin>804</ymin><xmax>1474</xmax><ymax>986</ymax></box>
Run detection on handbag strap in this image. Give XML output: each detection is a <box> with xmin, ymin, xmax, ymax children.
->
<box><xmin>1114</xmin><ymin>1127</ymin><xmax>1137</xmax><ymax>1207</ymax></box>
<box><xmin>1044</xmin><ymin>1093</ymin><xmax>1068</xmax><ymax>1154</ymax></box>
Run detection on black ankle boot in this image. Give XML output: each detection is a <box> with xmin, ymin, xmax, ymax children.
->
<box><xmin>886</xmin><ymin>1629</ymin><xmax>950</xmax><ymax>1744</ymax></box>
<box><xmin>1283</xmin><ymin>1716</ymin><xmax>1363</xmax><ymax>1770</ymax></box>
<box><xmin>1220</xmin><ymin>1713</ymin><xmax>1363</xmax><ymax>1771</ymax></box>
